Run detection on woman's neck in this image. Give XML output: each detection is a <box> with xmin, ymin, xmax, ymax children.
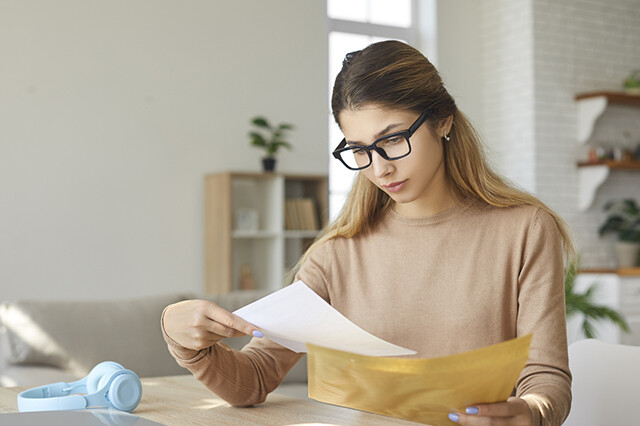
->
<box><xmin>393</xmin><ymin>183</ymin><xmax>461</xmax><ymax>218</ymax></box>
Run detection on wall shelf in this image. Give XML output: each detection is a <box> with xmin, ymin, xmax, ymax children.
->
<box><xmin>577</xmin><ymin>160</ymin><xmax>640</xmax><ymax>170</ymax></box>
<box><xmin>576</xmin><ymin>91</ymin><xmax>640</xmax><ymax>144</ymax></box>
<box><xmin>580</xmin><ymin>268</ymin><xmax>640</xmax><ymax>276</ymax></box>
<box><xmin>575</xmin><ymin>91</ymin><xmax>640</xmax><ymax>211</ymax></box>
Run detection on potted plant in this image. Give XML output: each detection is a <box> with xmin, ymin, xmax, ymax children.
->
<box><xmin>565</xmin><ymin>261</ymin><xmax>629</xmax><ymax>339</ymax></box>
<box><xmin>599</xmin><ymin>198</ymin><xmax>640</xmax><ymax>268</ymax></box>
<box><xmin>623</xmin><ymin>70</ymin><xmax>640</xmax><ymax>94</ymax></box>
<box><xmin>249</xmin><ymin>116</ymin><xmax>294</xmax><ymax>172</ymax></box>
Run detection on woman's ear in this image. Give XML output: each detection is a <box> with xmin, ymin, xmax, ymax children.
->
<box><xmin>438</xmin><ymin>115</ymin><xmax>454</xmax><ymax>138</ymax></box>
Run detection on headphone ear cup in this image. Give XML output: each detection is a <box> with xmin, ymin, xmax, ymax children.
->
<box><xmin>86</xmin><ymin>361</ymin><xmax>125</xmax><ymax>394</ymax></box>
<box><xmin>104</xmin><ymin>370</ymin><xmax>142</xmax><ymax>412</ymax></box>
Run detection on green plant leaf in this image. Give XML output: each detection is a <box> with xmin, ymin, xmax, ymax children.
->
<box><xmin>564</xmin><ymin>259</ymin><xmax>630</xmax><ymax>339</ymax></box>
<box><xmin>248</xmin><ymin>117</ymin><xmax>294</xmax><ymax>155</ymax></box>
<box><xmin>249</xmin><ymin>131</ymin><xmax>267</xmax><ymax>146</ymax></box>
<box><xmin>623</xmin><ymin>199</ymin><xmax>639</xmax><ymax>216</ymax></box>
<box><xmin>251</xmin><ymin>117</ymin><xmax>271</xmax><ymax>129</ymax></box>
<box><xmin>582</xmin><ymin>319</ymin><xmax>596</xmax><ymax>339</ymax></box>
<box><xmin>272</xmin><ymin>140</ymin><xmax>292</xmax><ymax>149</ymax></box>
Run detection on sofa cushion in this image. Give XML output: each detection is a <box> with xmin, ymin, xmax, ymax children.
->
<box><xmin>0</xmin><ymin>293</ymin><xmax>191</xmax><ymax>378</ymax></box>
<box><xmin>0</xmin><ymin>364</ymin><xmax>79</xmax><ymax>388</ymax></box>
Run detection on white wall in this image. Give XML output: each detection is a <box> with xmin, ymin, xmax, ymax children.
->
<box><xmin>481</xmin><ymin>0</ymin><xmax>537</xmax><ymax>191</ymax></box>
<box><xmin>432</xmin><ymin>0</ymin><xmax>485</xmax><ymax>138</ymax></box>
<box><xmin>0</xmin><ymin>1</ymin><xmax>328</xmax><ymax>300</ymax></box>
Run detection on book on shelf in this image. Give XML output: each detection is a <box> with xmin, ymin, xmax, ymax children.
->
<box><xmin>285</xmin><ymin>198</ymin><xmax>318</xmax><ymax>231</ymax></box>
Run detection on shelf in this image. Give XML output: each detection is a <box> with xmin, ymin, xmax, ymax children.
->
<box><xmin>232</xmin><ymin>230</ymin><xmax>279</xmax><ymax>239</ymax></box>
<box><xmin>579</xmin><ymin>268</ymin><xmax>640</xmax><ymax>277</ymax></box>
<box><xmin>575</xmin><ymin>91</ymin><xmax>640</xmax><ymax>106</ymax></box>
<box><xmin>577</xmin><ymin>165</ymin><xmax>609</xmax><ymax>211</ymax></box>
<box><xmin>576</xmin><ymin>161</ymin><xmax>640</xmax><ymax>211</ymax></box>
<box><xmin>577</xmin><ymin>160</ymin><xmax>640</xmax><ymax>170</ymax></box>
<box><xmin>231</xmin><ymin>230</ymin><xmax>320</xmax><ymax>239</ymax></box>
<box><xmin>284</xmin><ymin>230</ymin><xmax>320</xmax><ymax>238</ymax></box>
<box><xmin>575</xmin><ymin>91</ymin><xmax>640</xmax><ymax>145</ymax></box>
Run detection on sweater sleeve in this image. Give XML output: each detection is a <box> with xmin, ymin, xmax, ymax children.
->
<box><xmin>161</xmin><ymin>309</ymin><xmax>303</xmax><ymax>407</ymax></box>
<box><xmin>161</xmin><ymin>240</ymin><xmax>332</xmax><ymax>407</ymax></box>
<box><xmin>515</xmin><ymin>209</ymin><xmax>572</xmax><ymax>426</ymax></box>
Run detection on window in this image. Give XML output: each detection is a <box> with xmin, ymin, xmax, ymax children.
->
<box><xmin>327</xmin><ymin>0</ymin><xmax>417</xmax><ymax>220</ymax></box>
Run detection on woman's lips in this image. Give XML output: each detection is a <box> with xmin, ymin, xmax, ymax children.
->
<box><xmin>383</xmin><ymin>180</ymin><xmax>407</xmax><ymax>193</ymax></box>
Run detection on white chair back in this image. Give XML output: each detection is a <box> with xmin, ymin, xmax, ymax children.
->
<box><xmin>564</xmin><ymin>339</ymin><xmax>640</xmax><ymax>425</ymax></box>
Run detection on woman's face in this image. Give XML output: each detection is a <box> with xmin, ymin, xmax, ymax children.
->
<box><xmin>338</xmin><ymin>105</ymin><xmax>453</xmax><ymax>217</ymax></box>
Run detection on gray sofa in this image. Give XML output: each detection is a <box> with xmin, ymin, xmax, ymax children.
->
<box><xmin>0</xmin><ymin>291</ymin><xmax>308</xmax><ymax>399</ymax></box>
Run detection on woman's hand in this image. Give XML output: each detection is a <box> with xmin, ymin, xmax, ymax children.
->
<box><xmin>448</xmin><ymin>397</ymin><xmax>532</xmax><ymax>425</ymax></box>
<box><xmin>163</xmin><ymin>299</ymin><xmax>263</xmax><ymax>351</ymax></box>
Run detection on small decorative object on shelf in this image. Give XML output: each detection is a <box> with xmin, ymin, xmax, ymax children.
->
<box><xmin>623</xmin><ymin>70</ymin><xmax>640</xmax><ymax>94</ymax></box>
<box><xmin>238</xmin><ymin>264</ymin><xmax>256</xmax><ymax>291</ymax></box>
<box><xmin>248</xmin><ymin>116</ymin><xmax>294</xmax><ymax>172</ymax></box>
<box><xmin>234</xmin><ymin>208</ymin><xmax>259</xmax><ymax>232</ymax></box>
<box><xmin>599</xmin><ymin>198</ymin><xmax>640</xmax><ymax>268</ymax></box>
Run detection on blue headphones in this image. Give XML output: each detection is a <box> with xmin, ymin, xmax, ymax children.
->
<box><xmin>17</xmin><ymin>361</ymin><xmax>142</xmax><ymax>413</ymax></box>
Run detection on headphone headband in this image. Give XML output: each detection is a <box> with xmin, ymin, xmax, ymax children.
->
<box><xmin>17</xmin><ymin>362</ymin><xmax>142</xmax><ymax>413</ymax></box>
<box><xmin>18</xmin><ymin>382</ymin><xmax>87</xmax><ymax>411</ymax></box>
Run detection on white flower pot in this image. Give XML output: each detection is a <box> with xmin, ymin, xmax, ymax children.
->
<box><xmin>614</xmin><ymin>241</ymin><xmax>640</xmax><ymax>268</ymax></box>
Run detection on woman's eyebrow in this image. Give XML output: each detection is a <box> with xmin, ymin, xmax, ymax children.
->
<box><xmin>346</xmin><ymin>122</ymin><xmax>404</xmax><ymax>145</ymax></box>
<box><xmin>374</xmin><ymin>123</ymin><xmax>403</xmax><ymax>139</ymax></box>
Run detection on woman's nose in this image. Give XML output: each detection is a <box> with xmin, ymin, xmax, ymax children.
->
<box><xmin>370</xmin><ymin>150</ymin><xmax>393</xmax><ymax>178</ymax></box>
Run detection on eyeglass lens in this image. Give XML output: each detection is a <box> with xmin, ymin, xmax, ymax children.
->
<box><xmin>339</xmin><ymin>135</ymin><xmax>410</xmax><ymax>170</ymax></box>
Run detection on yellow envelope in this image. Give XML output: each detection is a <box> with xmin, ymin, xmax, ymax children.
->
<box><xmin>307</xmin><ymin>334</ymin><xmax>531</xmax><ymax>425</ymax></box>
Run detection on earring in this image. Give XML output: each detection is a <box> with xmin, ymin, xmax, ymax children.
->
<box><xmin>443</xmin><ymin>130</ymin><xmax>451</xmax><ymax>141</ymax></box>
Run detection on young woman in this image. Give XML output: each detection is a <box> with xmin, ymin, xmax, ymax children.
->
<box><xmin>162</xmin><ymin>40</ymin><xmax>574</xmax><ymax>426</ymax></box>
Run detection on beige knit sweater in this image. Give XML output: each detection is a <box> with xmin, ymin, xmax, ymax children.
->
<box><xmin>163</xmin><ymin>197</ymin><xmax>571</xmax><ymax>425</ymax></box>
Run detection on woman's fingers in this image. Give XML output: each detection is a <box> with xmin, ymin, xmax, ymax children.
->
<box><xmin>203</xmin><ymin>302</ymin><xmax>262</xmax><ymax>338</ymax></box>
<box><xmin>449</xmin><ymin>397</ymin><xmax>532</xmax><ymax>426</ymax></box>
<box><xmin>163</xmin><ymin>299</ymin><xmax>263</xmax><ymax>351</ymax></box>
<box><xmin>471</xmin><ymin>400</ymin><xmax>517</xmax><ymax>417</ymax></box>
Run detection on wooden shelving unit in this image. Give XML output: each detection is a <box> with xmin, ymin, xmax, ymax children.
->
<box><xmin>204</xmin><ymin>172</ymin><xmax>328</xmax><ymax>294</ymax></box>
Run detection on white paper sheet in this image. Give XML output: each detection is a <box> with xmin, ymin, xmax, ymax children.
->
<box><xmin>233</xmin><ymin>281</ymin><xmax>416</xmax><ymax>356</ymax></box>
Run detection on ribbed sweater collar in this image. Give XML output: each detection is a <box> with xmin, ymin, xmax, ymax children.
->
<box><xmin>387</xmin><ymin>196</ymin><xmax>477</xmax><ymax>226</ymax></box>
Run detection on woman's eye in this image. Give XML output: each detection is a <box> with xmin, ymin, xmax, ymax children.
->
<box><xmin>353</xmin><ymin>148</ymin><xmax>367</xmax><ymax>156</ymax></box>
<box><xmin>385</xmin><ymin>137</ymin><xmax>402</xmax><ymax>145</ymax></box>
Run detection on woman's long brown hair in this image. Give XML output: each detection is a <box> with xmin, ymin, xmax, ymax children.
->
<box><xmin>285</xmin><ymin>40</ymin><xmax>575</xmax><ymax>285</ymax></box>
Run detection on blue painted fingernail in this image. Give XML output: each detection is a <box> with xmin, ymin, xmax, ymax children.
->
<box><xmin>466</xmin><ymin>407</ymin><xmax>479</xmax><ymax>415</ymax></box>
<box><xmin>252</xmin><ymin>330</ymin><xmax>264</xmax><ymax>338</ymax></box>
<box><xmin>448</xmin><ymin>413</ymin><xmax>459</xmax><ymax>423</ymax></box>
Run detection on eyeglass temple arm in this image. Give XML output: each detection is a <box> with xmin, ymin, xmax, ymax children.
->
<box><xmin>408</xmin><ymin>110</ymin><xmax>432</xmax><ymax>135</ymax></box>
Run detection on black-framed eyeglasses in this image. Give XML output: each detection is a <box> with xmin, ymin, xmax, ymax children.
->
<box><xmin>332</xmin><ymin>110</ymin><xmax>432</xmax><ymax>171</ymax></box>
